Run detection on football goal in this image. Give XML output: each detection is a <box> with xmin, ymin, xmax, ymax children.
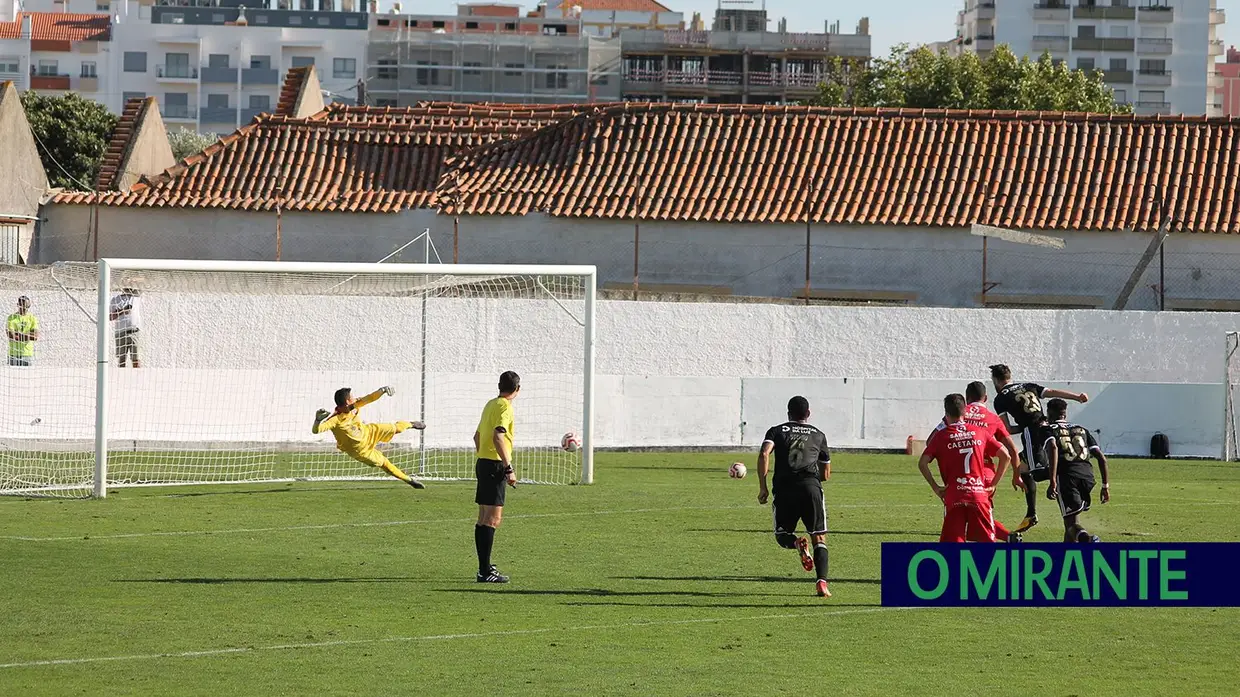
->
<box><xmin>1225</xmin><ymin>331</ymin><xmax>1240</xmax><ymax>462</ymax></box>
<box><xmin>0</xmin><ymin>259</ymin><xmax>596</xmax><ymax>498</ymax></box>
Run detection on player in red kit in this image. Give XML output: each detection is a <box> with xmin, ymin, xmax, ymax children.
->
<box><xmin>919</xmin><ymin>393</ymin><xmax>1012</xmax><ymax>542</ymax></box>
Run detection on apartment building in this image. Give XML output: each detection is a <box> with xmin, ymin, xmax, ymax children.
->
<box><xmin>365</xmin><ymin>6</ymin><xmax>621</xmax><ymax>106</ymax></box>
<box><xmin>956</xmin><ymin>0</ymin><xmax>1226</xmax><ymax>116</ymax></box>
<box><xmin>0</xmin><ymin>9</ymin><xmax>111</xmax><ymax>99</ymax></box>
<box><xmin>534</xmin><ymin>0</ymin><xmax>683</xmax><ymax>37</ymax></box>
<box><xmin>1216</xmin><ymin>44</ymin><xmax>1239</xmax><ymax>115</ymax></box>
<box><xmin>620</xmin><ymin>6</ymin><xmax>870</xmax><ymax>104</ymax></box>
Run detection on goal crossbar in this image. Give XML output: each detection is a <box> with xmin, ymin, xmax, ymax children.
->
<box><xmin>83</xmin><ymin>259</ymin><xmax>598</xmax><ymax>498</ymax></box>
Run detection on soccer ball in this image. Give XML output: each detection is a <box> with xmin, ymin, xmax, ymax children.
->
<box><xmin>729</xmin><ymin>462</ymin><xmax>747</xmax><ymax>479</ymax></box>
<box><xmin>561</xmin><ymin>432</ymin><xmax>580</xmax><ymax>452</ymax></box>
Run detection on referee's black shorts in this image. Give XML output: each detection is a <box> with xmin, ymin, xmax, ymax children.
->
<box><xmin>475</xmin><ymin>458</ymin><xmax>507</xmax><ymax>507</ymax></box>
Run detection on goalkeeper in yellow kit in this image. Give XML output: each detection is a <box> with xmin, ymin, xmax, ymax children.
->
<box><xmin>313</xmin><ymin>386</ymin><xmax>427</xmax><ymax>489</ymax></box>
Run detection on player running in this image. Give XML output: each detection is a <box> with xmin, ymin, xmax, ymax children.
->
<box><xmin>756</xmin><ymin>396</ymin><xmax>833</xmax><ymax>598</ymax></box>
<box><xmin>929</xmin><ymin>382</ymin><xmax>1022</xmax><ymax>542</ymax></box>
<box><xmin>313</xmin><ymin>386</ymin><xmax>426</xmax><ymax>489</ymax></box>
<box><xmin>919</xmin><ymin>393</ymin><xmax>1011</xmax><ymax>542</ymax></box>
<box><xmin>990</xmin><ymin>364</ymin><xmax>1088</xmax><ymax>533</ymax></box>
<box><xmin>1044</xmin><ymin>398</ymin><xmax>1111</xmax><ymax>543</ymax></box>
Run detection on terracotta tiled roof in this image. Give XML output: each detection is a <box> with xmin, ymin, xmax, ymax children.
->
<box><xmin>274</xmin><ymin>66</ymin><xmax>312</xmax><ymax>117</ymax></box>
<box><xmin>52</xmin><ymin>104</ymin><xmax>591</xmax><ymax>212</ymax></box>
<box><xmin>95</xmin><ymin>97</ymin><xmax>152</xmax><ymax>192</ymax></box>
<box><xmin>0</xmin><ymin>12</ymin><xmax>111</xmax><ymax>42</ymax></box>
<box><xmin>438</xmin><ymin>103</ymin><xmax>1240</xmax><ymax>233</ymax></box>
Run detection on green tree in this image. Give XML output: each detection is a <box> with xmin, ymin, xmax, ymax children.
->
<box><xmin>810</xmin><ymin>44</ymin><xmax>1131</xmax><ymax>115</ymax></box>
<box><xmin>167</xmin><ymin>127</ymin><xmax>220</xmax><ymax>160</ymax></box>
<box><xmin>20</xmin><ymin>90</ymin><xmax>118</xmax><ymax>191</ymax></box>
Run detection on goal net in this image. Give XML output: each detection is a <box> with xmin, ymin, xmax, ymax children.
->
<box><xmin>1226</xmin><ymin>332</ymin><xmax>1240</xmax><ymax>461</ymax></box>
<box><xmin>0</xmin><ymin>260</ymin><xmax>595</xmax><ymax>498</ymax></box>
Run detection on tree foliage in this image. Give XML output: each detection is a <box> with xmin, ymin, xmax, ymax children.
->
<box><xmin>167</xmin><ymin>127</ymin><xmax>220</xmax><ymax>161</ymax></box>
<box><xmin>810</xmin><ymin>44</ymin><xmax>1131</xmax><ymax>114</ymax></box>
<box><xmin>20</xmin><ymin>90</ymin><xmax>118</xmax><ymax>191</ymax></box>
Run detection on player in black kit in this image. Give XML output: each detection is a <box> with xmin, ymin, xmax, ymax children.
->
<box><xmin>990</xmin><ymin>364</ymin><xmax>1089</xmax><ymax>533</ymax></box>
<box><xmin>756</xmin><ymin>396</ymin><xmax>833</xmax><ymax>598</ymax></box>
<box><xmin>1044</xmin><ymin>399</ymin><xmax>1111</xmax><ymax>543</ymax></box>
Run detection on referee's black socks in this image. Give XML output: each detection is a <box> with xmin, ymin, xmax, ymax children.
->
<box><xmin>813</xmin><ymin>543</ymin><xmax>829</xmax><ymax>583</ymax></box>
<box><xmin>1020</xmin><ymin>472</ymin><xmax>1038</xmax><ymax>517</ymax></box>
<box><xmin>475</xmin><ymin>524</ymin><xmax>496</xmax><ymax>574</ymax></box>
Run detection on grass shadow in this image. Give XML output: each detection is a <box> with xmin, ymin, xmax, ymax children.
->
<box><xmin>433</xmin><ymin>587</ymin><xmax>801</xmax><ymax>599</ymax></box>
<box><xmin>686</xmin><ymin>529</ymin><xmax>937</xmax><ymax>538</ymax></box>
<box><xmin>114</xmin><ymin>576</ymin><xmax>421</xmax><ymax>584</ymax></box>
<box><xmin>563</xmin><ymin>601</ymin><xmax>881</xmax><ymax>609</ymax></box>
<box><xmin>615</xmin><ymin>575</ymin><xmax>881</xmax><ymax>585</ymax></box>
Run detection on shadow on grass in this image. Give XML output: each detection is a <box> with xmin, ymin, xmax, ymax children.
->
<box><xmin>152</xmin><ymin>484</ymin><xmax>410</xmax><ymax>499</ymax></box>
<box><xmin>615</xmin><ymin>575</ymin><xmax>881</xmax><ymax>585</ymax></box>
<box><xmin>563</xmin><ymin>601</ymin><xmax>881</xmax><ymax>609</ymax></box>
<box><xmin>114</xmin><ymin>576</ymin><xmax>421</xmax><ymax>584</ymax></box>
<box><xmin>686</xmin><ymin>529</ymin><xmax>937</xmax><ymax>538</ymax></box>
<box><xmin>432</xmin><ymin>588</ymin><xmax>797</xmax><ymax>599</ymax></box>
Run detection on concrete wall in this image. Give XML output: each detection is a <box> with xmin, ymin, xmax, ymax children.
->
<box><xmin>36</xmin><ymin>207</ymin><xmax>1240</xmax><ymax>311</ymax></box>
<box><xmin>1</xmin><ymin>282</ymin><xmax>1237</xmax><ymax>457</ymax></box>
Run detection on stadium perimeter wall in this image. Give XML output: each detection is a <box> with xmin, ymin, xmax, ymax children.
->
<box><xmin>1</xmin><ymin>293</ymin><xmax>1236</xmax><ymax>458</ymax></box>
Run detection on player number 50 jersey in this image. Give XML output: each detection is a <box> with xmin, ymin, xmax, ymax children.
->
<box><xmin>1044</xmin><ymin>421</ymin><xmax>1100</xmax><ymax>477</ymax></box>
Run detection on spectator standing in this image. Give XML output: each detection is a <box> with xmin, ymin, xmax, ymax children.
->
<box><xmin>6</xmin><ymin>296</ymin><xmax>39</xmax><ymax>367</ymax></box>
<box><xmin>109</xmin><ymin>288</ymin><xmax>142</xmax><ymax>368</ymax></box>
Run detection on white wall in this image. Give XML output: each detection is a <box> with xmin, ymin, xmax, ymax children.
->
<box><xmin>2</xmin><ymin>285</ymin><xmax>1237</xmax><ymax>458</ymax></box>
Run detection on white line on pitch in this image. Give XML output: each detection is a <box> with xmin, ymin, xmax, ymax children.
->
<box><xmin>0</xmin><ymin>606</ymin><xmax>919</xmax><ymax>670</ymax></box>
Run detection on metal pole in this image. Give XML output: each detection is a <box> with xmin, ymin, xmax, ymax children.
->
<box><xmin>275</xmin><ymin>192</ymin><xmax>283</xmax><ymax>261</ymax></box>
<box><xmin>453</xmin><ymin>216</ymin><xmax>459</xmax><ymax>263</ymax></box>
<box><xmin>981</xmin><ymin>235</ymin><xmax>988</xmax><ymax>306</ymax></box>
<box><xmin>419</xmin><ymin>232</ymin><xmax>429</xmax><ymax>475</ymax></box>
<box><xmin>92</xmin><ymin>196</ymin><xmax>100</xmax><ymax>261</ymax></box>
<box><xmin>581</xmin><ymin>268</ymin><xmax>597</xmax><ymax>484</ymax></box>
<box><xmin>804</xmin><ymin>218</ymin><xmax>811</xmax><ymax>306</ymax></box>
<box><xmin>633</xmin><ymin>221</ymin><xmax>640</xmax><ymax>301</ymax></box>
<box><xmin>93</xmin><ymin>260</ymin><xmax>111</xmax><ymax>498</ymax></box>
<box><xmin>1159</xmin><ymin>242</ymin><xmax>1165</xmax><ymax>311</ymax></box>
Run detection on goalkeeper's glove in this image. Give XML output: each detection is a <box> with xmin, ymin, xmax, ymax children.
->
<box><xmin>382</xmin><ymin>386</ymin><xmax>395</xmax><ymax>396</ymax></box>
<box><xmin>314</xmin><ymin>408</ymin><xmax>330</xmax><ymax>424</ymax></box>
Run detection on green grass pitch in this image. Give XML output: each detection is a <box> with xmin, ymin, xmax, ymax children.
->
<box><xmin>1</xmin><ymin>453</ymin><xmax>1238</xmax><ymax>696</ymax></box>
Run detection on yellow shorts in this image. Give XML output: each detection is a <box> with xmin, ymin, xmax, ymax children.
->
<box><xmin>365</xmin><ymin>423</ymin><xmax>399</xmax><ymax>449</ymax></box>
<box><xmin>349</xmin><ymin>448</ymin><xmax>392</xmax><ymax>468</ymax></box>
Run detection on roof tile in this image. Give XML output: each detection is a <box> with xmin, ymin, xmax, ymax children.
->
<box><xmin>0</xmin><ymin>12</ymin><xmax>111</xmax><ymax>42</ymax></box>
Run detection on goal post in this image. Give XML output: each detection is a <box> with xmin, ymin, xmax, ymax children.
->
<box><xmin>1</xmin><ymin>259</ymin><xmax>596</xmax><ymax>498</ymax></box>
<box><xmin>1225</xmin><ymin>331</ymin><xmax>1239</xmax><ymax>462</ymax></box>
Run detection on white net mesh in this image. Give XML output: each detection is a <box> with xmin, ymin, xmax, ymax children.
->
<box><xmin>0</xmin><ymin>262</ymin><xmax>590</xmax><ymax>497</ymax></box>
<box><xmin>1226</xmin><ymin>332</ymin><xmax>1239</xmax><ymax>462</ymax></box>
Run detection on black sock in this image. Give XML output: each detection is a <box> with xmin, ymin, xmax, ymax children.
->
<box><xmin>812</xmin><ymin>543</ymin><xmax>829</xmax><ymax>583</ymax></box>
<box><xmin>1020</xmin><ymin>473</ymin><xmax>1037</xmax><ymax>517</ymax></box>
<box><xmin>1076</xmin><ymin>527</ymin><xmax>1092</xmax><ymax>544</ymax></box>
<box><xmin>475</xmin><ymin>524</ymin><xmax>495</xmax><ymax>574</ymax></box>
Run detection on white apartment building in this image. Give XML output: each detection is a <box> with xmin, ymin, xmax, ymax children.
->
<box><xmin>956</xmin><ymin>0</ymin><xmax>1226</xmax><ymax>116</ymax></box>
<box><xmin>0</xmin><ymin>6</ymin><xmax>112</xmax><ymax>100</ymax></box>
<box><xmin>4</xmin><ymin>0</ymin><xmax>368</xmax><ymax>133</ymax></box>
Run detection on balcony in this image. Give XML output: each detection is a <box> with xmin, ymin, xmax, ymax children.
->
<box><xmin>1135</xmin><ymin>100</ymin><xmax>1171</xmax><ymax>114</ymax></box>
<box><xmin>161</xmin><ymin>103</ymin><xmax>195</xmax><ymax>121</ymax></box>
<box><xmin>201</xmin><ymin>66</ymin><xmax>239</xmax><ymax>84</ymax></box>
<box><xmin>973</xmin><ymin>1</ymin><xmax>995</xmax><ymax>20</ymax></box>
<box><xmin>1033</xmin><ymin>1</ymin><xmax>1070</xmax><ymax>19</ymax></box>
<box><xmin>29</xmin><ymin>74</ymin><xmax>70</xmax><ymax>90</ymax></box>
<box><xmin>157</xmin><ymin>64</ymin><xmax>199</xmax><ymax>81</ymax></box>
<box><xmin>199</xmin><ymin>107</ymin><xmax>238</xmax><ymax>125</ymax></box>
<box><xmin>1137</xmin><ymin>38</ymin><xmax>1173</xmax><ymax>55</ymax></box>
<box><xmin>1072</xmin><ymin>37</ymin><xmax>1134</xmax><ymax>51</ymax></box>
<box><xmin>1210</xmin><ymin>39</ymin><xmax>1224</xmax><ymax>56</ymax></box>
<box><xmin>1211</xmin><ymin>8</ymin><xmax>1226</xmax><ymax>24</ymax></box>
<box><xmin>975</xmin><ymin>34</ymin><xmax>995</xmax><ymax>52</ymax></box>
<box><xmin>1137</xmin><ymin>69</ymin><xmax>1172</xmax><ymax>86</ymax></box>
<box><xmin>1138</xmin><ymin>5</ymin><xmax>1173</xmax><ymax>22</ymax></box>
<box><xmin>1209</xmin><ymin>71</ymin><xmax>1224</xmax><ymax>89</ymax></box>
<box><xmin>74</xmin><ymin>75</ymin><xmax>99</xmax><ymax>91</ymax></box>
<box><xmin>242</xmin><ymin>67</ymin><xmax>279</xmax><ymax>85</ymax></box>
<box><xmin>1032</xmin><ymin>35</ymin><xmax>1069</xmax><ymax>52</ymax></box>
<box><xmin>1074</xmin><ymin>4</ymin><xmax>1136</xmax><ymax>20</ymax></box>
<box><xmin>1101</xmin><ymin>69</ymin><xmax>1134</xmax><ymax>84</ymax></box>
<box><xmin>748</xmin><ymin>71</ymin><xmax>825</xmax><ymax>89</ymax></box>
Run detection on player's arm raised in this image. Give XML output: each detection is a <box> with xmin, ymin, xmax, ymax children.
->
<box><xmin>916</xmin><ymin>450</ymin><xmax>945</xmax><ymax>501</ymax></box>
<box><xmin>756</xmin><ymin>440</ymin><xmax>773</xmax><ymax>505</ymax></box>
<box><xmin>312</xmin><ymin>409</ymin><xmax>337</xmax><ymax>434</ymax></box>
<box><xmin>1044</xmin><ymin>388</ymin><xmax>1088</xmax><ymax>404</ymax></box>
<box><xmin>354</xmin><ymin>386</ymin><xmax>392</xmax><ymax>409</ymax></box>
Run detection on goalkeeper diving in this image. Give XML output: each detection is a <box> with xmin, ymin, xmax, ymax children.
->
<box><xmin>313</xmin><ymin>386</ymin><xmax>427</xmax><ymax>489</ymax></box>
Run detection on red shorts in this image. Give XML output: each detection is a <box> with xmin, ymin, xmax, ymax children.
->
<box><xmin>939</xmin><ymin>500</ymin><xmax>996</xmax><ymax>543</ymax></box>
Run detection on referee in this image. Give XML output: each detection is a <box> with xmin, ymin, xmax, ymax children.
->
<box><xmin>472</xmin><ymin>371</ymin><xmax>520</xmax><ymax>583</ymax></box>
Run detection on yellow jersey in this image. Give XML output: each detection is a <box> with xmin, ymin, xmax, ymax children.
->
<box><xmin>313</xmin><ymin>389</ymin><xmax>383</xmax><ymax>453</ymax></box>
<box><xmin>476</xmin><ymin>396</ymin><xmax>515</xmax><ymax>461</ymax></box>
<box><xmin>7</xmin><ymin>313</ymin><xmax>38</xmax><ymax>358</ymax></box>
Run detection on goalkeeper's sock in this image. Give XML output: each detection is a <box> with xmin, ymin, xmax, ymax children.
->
<box><xmin>1020</xmin><ymin>473</ymin><xmax>1038</xmax><ymax>517</ymax></box>
<box><xmin>380</xmin><ymin>461</ymin><xmax>413</xmax><ymax>483</ymax></box>
<box><xmin>475</xmin><ymin>524</ymin><xmax>496</xmax><ymax>575</ymax></box>
<box><xmin>812</xmin><ymin>543</ymin><xmax>829</xmax><ymax>583</ymax></box>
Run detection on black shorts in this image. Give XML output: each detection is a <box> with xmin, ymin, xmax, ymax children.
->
<box><xmin>773</xmin><ymin>480</ymin><xmax>827</xmax><ymax>536</ymax></box>
<box><xmin>1057</xmin><ymin>473</ymin><xmax>1095</xmax><ymax>518</ymax></box>
<box><xmin>1021</xmin><ymin>426</ymin><xmax>1051</xmax><ymax>481</ymax></box>
<box><xmin>475</xmin><ymin>458</ymin><xmax>507</xmax><ymax>507</ymax></box>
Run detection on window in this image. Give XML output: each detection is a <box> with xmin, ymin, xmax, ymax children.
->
<box><xmin>463</xmin><ymin>61</ymin><xmax>483</xmax><ymax>76</ymax></box>
<box><xmin>545</xmin><ymin>65</ymin><xmax>568</xmax><ymax>89</ymax></box>
<box><xmin>208</xmin><ymin>54</ymin><xmax>230</xmax><ymax>69</ymax></box>
<box><xmin>1036</xmin><ymin>23</ymin><xmax>1067</xmax><ymax>37</ymax></box>
<box><xmin>1108</xmin><ymin>58</ymin><xmax>1127</xmax><ymax>72</ymax></box>
<box><xmin>376</xmin><ymin>59</ymin><xmax>397</xmax><ymax>80</ymax></box>
<box><xmin>1113</xmin><ymin>89</ymin><xmax>1127</xmax><ymax>103</ymax></box>
<box><xmin>212</xmin><ymin>13</ymin><xmax>225</xmax><ymax>22</ymax></box>
<box><xmin>377</xmin><ymin>18</ymin><xmax>390</xmax><ymax>26</ymax></box>
<box><xmin>122</xmin><ymin>91</ymin><xmax>145</xmax><ymax>103</ymax></box>
<box><xmin>36</xmin><ymin>60</ymin><xmax>58</xmax><ymax>76</ymax></box>
<box><xmin>1140</xmin><ymin>26</ymin><xmax>1168</xmax><ymax>39</ymax></box>
<box><xmin>96</xmin><ymin>1</ymin><xmax>109</xmax><ymax>10</ymax></box>
<box><xmin>375</xmin><ymin>98</ymin><xmax>397</xmax><ymax>107</ymax></box>
<box><xmin>1111</xmin><ymin>25</ymin><xmax>1128</xmax><ymax>38</ymax></box>
<box><xmin>80</xmin><ymin>61</ymin><xmax>97</xmax><ymax>78</ymax></box>
<box><xmin>123</xmin><ymin>51</ymin><xmax>147</xmax><ymax>73</ymax></box>
<box><xmin>504</xmin><ymin>62</ymin><xmax>524</xmax><ymax>77</ymax></box>
<box><xmin>1077</xmin><ymin>25</ymin><xmax>1096</xmax><ymax>38</ymax></box>
<box><xmin>317</xmin><ymin>16</ymin><xmax>330</xmax><ymax>26</ymax></box>
<box><xmin>291</xmin><ymin>56</ymin><xmax>315</xmax><ymax>68</ymax></box>
<box><xmin>207</xmin><ymin>93</ymin><xmax>229</xmax><ymax>108</ymax></box>
<box><xmin>432</xmin><ymin>20</ymin><xmax>445</xmax><ymax>28</ymax></box>
<box><xmin>1138</xmin><ymin>89</ymin><xmax>1165</xmax><ymax>106</ymax></box>
<box><xmin>289</xmin><ymin>15</ymin><xmax>302</xmax><ymax>25</ymax></box>
<box><xmin>254</xmin><ymin>14</ymin><xmax>268</xmax><ymax>24</ymax></box>
<box><xmin>416</xmin><ymin>61</ymin><xmax>440</xmax><ymax>86</ymax></box>
<box><xmin>249</xmin><ymin>94</ymin><xmax>271</xmax><ymax>109</ymax></box>
<box><xmin>250</xmin><ymin>55</ymin><xmax>272</xmax><ymax>70</ymax></box>
<box><xmin>161</xmin><ymin>13</ymin><xmax>184</xmax><ymax>23</ymax></box>
<box><xmin>163</xmin><ymin>91</ymin><xmax>189</xmax><ymax>118</ymax></box>
<box><xmin>333</xmin><ymin>57</ymin><xmax>356</xmax><ymax>79</ymax></box>
<box><xmin>164</xmin><ymin>52</ymin><xmax>190</xmax><ymax>78</ymax></box>
<box><xmin>1077</xmin><ymin>58</ymin><xmax>1095</xmax><ymax>71</ymax></box>
<box><xmin>0</xmin><ymin>59</ymin><xmax>19</xmax><ymax>74</ymax></box>
<box><xmin>1139</xmin><ymin>58</ymin><xmax>1166</xmax><ymax>74</ymax></box>
<box><xmin>165</xmin><ymin>92</ymin><xmax>188</xmax><ymax>106</ymax></box>
<box><xmin>504</xmin><ymin>22</ymin><xmax>516</xmax><ymax>31</ymax></box>
<box><xmin>406</xmin><ymin>19</ymin><xmax>418</xmax><ymax>27</ymax></box>
<box><xmin>345</xmin><ymin>17</ymin><xmax>359</xmax><ymax>27</ymax></box>
<box><xmin>465</xmin><ymin>21</ymin><xmax>479</xmax><ymax>29</ymax></box>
